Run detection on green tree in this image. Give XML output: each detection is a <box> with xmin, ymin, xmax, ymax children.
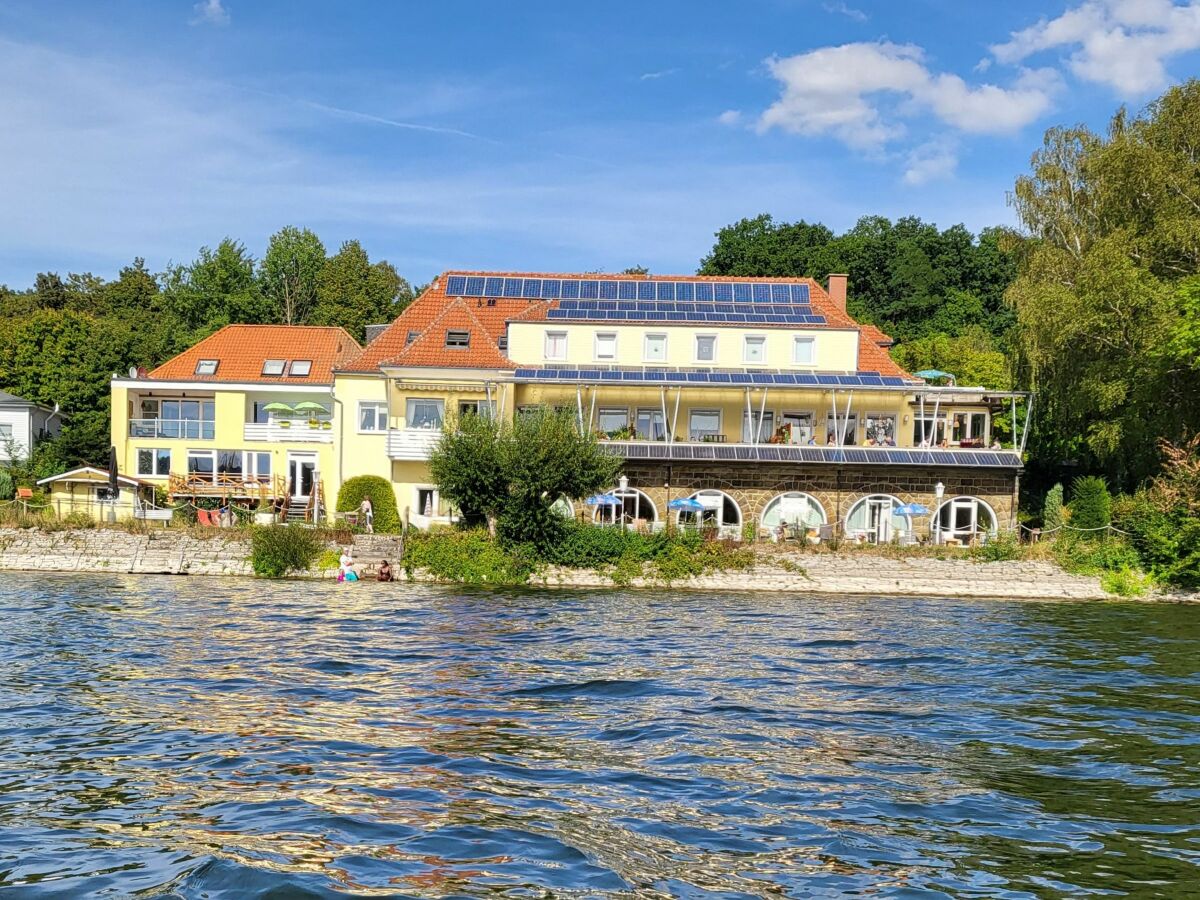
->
<box><xmin>427</xmin><ymin>410</ymin><xmax>507</xmax><ymax>533</ymax></box>
<box><xmin>891</xmin><ymin>326</ymin><xmax>1011</xmax><ymax>390</ymax></box>
<box><xmin>161</xmin><ymin>238</ymin><xmax>268</xmax><ymax>333</ymax></box>
<box><xmin>311</xmin><ymin>240</ymin><xmax>412</xmax><ymax>341</ymax></box>
<box><xmin>1069</xmin><ymin>475</ymin><xmax>1112</xmax><ymax>531</ymax></box>
<box><xmin>1043</xmin><ymin>483</ymin><xmax>1064</xmax><ymax>531</ymax></box>
<box><xmin>260</xmin><ymin>226</ymin><xmax>327</xmax><ymax>324</ymax></box>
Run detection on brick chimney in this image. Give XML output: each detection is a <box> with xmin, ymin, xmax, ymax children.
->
<box><xmin>826</xmin><ymin>273</ymin><xmax>848</xmax><ymax>311</ymax></box>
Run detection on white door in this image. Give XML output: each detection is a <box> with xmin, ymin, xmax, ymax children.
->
<box><xmin>868</xmin><ymin>498</ymin><xmax>893</xmax><ymax>543</ymax></box>
<box><xmin>950</xmin><ymin>498</ymin><xmax>977</xmax><ymax>542</ymax></box>
<box><xmin>287</xmin><ymin>454</ymin><xmax>317</xmax><ymax>500</ymax></box>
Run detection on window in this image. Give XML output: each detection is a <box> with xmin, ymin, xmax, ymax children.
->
<box><xmin>934</xmin><ymin>496</ymin><xmax>999</xmax><ymax>543</ymax></box>
<box><xmin>251</xmin><ymin>402</ymin><xmax>271</xmax><ymax>424</ymax></box>
<box><xmin>676</xmin><ymin>490</ymin><xmax>742</xmax><ymax>531</ymax></box>
<box><xmin>140</xmin><ymin>399</ymin><xmax>159</xmax><ymax>419</ymax></box>
<box><xmin>952</xmin><ymin>412</ymin><xmax>989</xmax><ymax>445</ymax></box>
<box><xmin>406</xmin><ymin>398</ymin><xmax>444</xmax><ymax>430</ymax></box>
<box><xmin>144</xmin><ymin>399</ymin><xmax>215</xmax><ymax>440</ymax></box>
<box><xmin>288</xmin><ymin>360</ymin><xmax>312</xmax><ymax>377</ymax></box>
<box><xmin>825</xmin><ymin>412</ymin><xmax>859</xmax><ymax>445</ymax></box>
<box><xmin>743</xmin><ymin>335</ymin><xmax>766</xmax><ymax>364</ymax></box>
<box><xmin>846</xmin><ymin>494</ymin><xmax>910</xmax><ymax>543</ymax></box>
<box><xmin>644</xmin><ymin>333</ymin><xmax>667</xmax><ymax>362</ymax></box>
<box><xmin>217</xmin><ymin>449</ymin><xmax>243</xmax><ymax>477</ymax></box>
<box><xmin>545</xmin><ymin>331</ymin><xmax>567</xmax><ymax>360</ymax></box>
<box><xmin>136</xmin><ymin>448</ymin><xmax>171</xmax><ymax>476</ymax></box>
<box><xmin>914</xmin><ymin>414</ymin><xmax>946</xmax><ymax>446</ymax></box>
<box><xmin>261</xmin><ymin>359</ymin><xmax>286</xmax><ymax>376</ymax></box>
<box><xmin>445</xmin><ymin>330</ymin><xmax>470</xmax><ymax>348</ymax></box>
<box><xmin>742</xmin><ymin>410</ymin><xmax>774</xmax><ymax>443</ymax></box>
<box><xmin>245</xmin><ymin>452</ymin><xmax>271</xmax><ymax>480</ymax></box>
<box><xmin>864</xmin><ymin>413</ymin><xmax>897</xmax><ymax>445</ymax></box>
<box><xmin>195</xmin><ymin>359</ymin><xmax>218</xmax><ymax>376</ymax></box>
<box><xmin>762</xmin><ymin>492</ymin><xmax>827</xmax><ymax>530</ymax></box>
<box><xmin>597</xmin><ymin>407</ymin><xmax>629</xmax><ymax>435</ymax></box>
<box><xmin>792</xmin><ymin>336</ymin><xmax>815</xmax><ymax>365</ymax></box>
<box><xmin>781</xmin><ymin>412</ymin><xmax>814</xmax><ymax>445</ymax></box>
<box><xmin>695</xmin><ymin>334</ymin><xmax>716</xmax><ymax>362</ymax></box>
<box><xmin>406</xmin><ymin>330</ymin><xmax>420</xmax><ymax>345</ymax></box>
<box><xmin>0</xmin><ymin>423</ymin><xmax>11</xmax><ymax>441</ymax></box>
<box><xmin>497</xmin><ymin>336</ymin><xmax>508</xmax><ymax>350</ymax></box>
<box><xmin>415</xmin><ymin>487</ymin><xmax>438</xmax><ymax>518</ymax></box>
<box><xmin>689</xmin><ymin>409</ymin><xmax>721</xmax><ymax>441</ymax></box>
<box><xmin>458</xmin><ymin>400</ymin><xmax>495</xmax><ymax>419</ymax></box>
<box><xmin>358</xmin><ymin>401</ymin><xmax>388</xmax><ymax>432</ymax></box>
<box><xmin>187</xmin><ymin>450</ymin><xmax>216</xmax><ymax>482</ymax></box>
<box><xmin>594</xmin><ymin>332</ymin><xmax>617</xmax><ymax>361</ymax></box>
<box><xmin>635</xmin><ymin>408</ymin><xmax>666</xmax><ymax>440</ymax></box>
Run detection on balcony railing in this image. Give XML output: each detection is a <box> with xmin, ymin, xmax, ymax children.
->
<box><xmin>243</xmin><ymin>422</ymin><xmax>333</xmax><ymax>443</ymax></box>
<box><xmin>129</xmin><ymin>419</ymin><xmax>215</xmax><ymax>440</ymax></box>
<box><xmin>168</xmin><ymin>472</ymin><xmax>288</xmax><ymax>498</ymax></box>
<box><xmin>386</xmin><ymin>429</ymin><xmax>441</xmax><ymax>460</ymax></box>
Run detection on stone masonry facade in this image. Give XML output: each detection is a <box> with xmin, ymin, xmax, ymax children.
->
<box><xmin>618</xmin><ymin>462</ymin><xmax>1018</xmax><ymax>533</ymax></box>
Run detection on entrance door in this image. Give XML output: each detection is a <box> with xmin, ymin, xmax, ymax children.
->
<box><xmin>867</xmin><ymin>497</ymin><xmax>893</xmax><ymax>543</ymax></box>
<box><xmin>949</xmin><ymin>498</ymin><xmax>977</xmax><ymax>542</ymax></box>
<box><xmin>288</xmin><ymin>454</ymin><xmax>317</xmax><ymax>500</ymax></box>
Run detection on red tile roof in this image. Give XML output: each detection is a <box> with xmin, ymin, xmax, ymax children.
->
<box><xmin>148</xmin><ymin>325</ymin><xmax>361</xmax><ymax>384</ymax></box>
<box><xmin>340</xmin><ymin>271</ymin><xmax>914</xmax><ymax>379</ymax></box>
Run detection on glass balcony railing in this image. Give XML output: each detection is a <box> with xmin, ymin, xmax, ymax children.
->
<box><xmin>128</xmin><ymin>418</ymin><xmax>215</xmax><ymax>440</ymax></box>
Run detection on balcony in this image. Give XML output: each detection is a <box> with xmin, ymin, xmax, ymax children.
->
<box><xmin>601</xmin><ymin>440</ymin><xmax>1023</xmax><ymax>469</ymax></box>
<box><xmin>168</xmin><ymin>472</ymin><xmax>288</xmax><ymax>498</ymax></box>
<box><xmin>386</xmin><ymin>429</ymin><xmax>441</xmax><ymax>460</ymax></box>
<box><xmin>244</xmin><ymin>422</ymin><xmax>333</xmax><ymax>443</ymax></box>
<box><xmin>129</xmin><ymin>419</ymin><xmax>214</xmax><ymax>440</ymax></box>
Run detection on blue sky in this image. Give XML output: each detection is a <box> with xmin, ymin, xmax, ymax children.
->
<box><xmin>1</xmin><ymin>0</ymin><xmax>1198</xmax><ymax>287</ymax></box>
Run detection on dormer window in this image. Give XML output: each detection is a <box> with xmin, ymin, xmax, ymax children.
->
<box><xmin>288</xmin><ymin>360</ymin><xmax>312</xmax><ymax>377</ymax></box>
<box><xmin>446</xmin><ymin>330</ymin><xmax>471</xmax><ymax>348</ymax></box>
<box><xmin>406</xmin><ymin>330</ymin><xmax>419</xmax><ymax>345</ymax></box>
<box><xmin>195</xmin><ymin>359</ymin><xmax>218</xmax><ymax>376</ymax></box>
<box><xmin>262</xmin><ymin>359</ymin><xmax>286</xmax><ymax>376</ymax></box>
<box><xmin>497</xmin><ymin>336</ymin><xmax>508</xmax><ymax>350</ymax></box>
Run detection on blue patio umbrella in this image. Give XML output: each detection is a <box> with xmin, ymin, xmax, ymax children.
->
<box><xmin>585</xmin><ymin>493</ymin><xmax>620</xmax><ymax>507</ymax></box>
<box><xmin>915</xmin><ymin>369</ymin><xmax>956</xmax><ymax>383</ymax></box>
<box><xmin>894</xmin><ymin>503</ymin><xmax>930</xmax><ymax>517</ymax></box>
<box><xmin>668</xmin><ymin>497</ymin><xmax>705</xmax><ymax>512</ymax></box>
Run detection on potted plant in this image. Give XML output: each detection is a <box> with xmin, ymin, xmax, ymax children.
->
<box><xmin>278</xmin><ymin>419</ymin><xmax>291</xmax><ymax>429</ymax></box>
<box><xmin>321</xmin><ymin>421</ymin><xmax>332</xmax><ymax>430</ymax></box>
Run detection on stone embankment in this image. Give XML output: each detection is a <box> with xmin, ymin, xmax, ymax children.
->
<box><xmin>0</xmin><ymin>528</ymin><xmax>403</xmax><ymax>578</ymax></box>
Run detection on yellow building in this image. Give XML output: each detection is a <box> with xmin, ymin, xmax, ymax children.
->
<box><xmin>329</xmin><ymin>272</ymin><xmax>1030</xmax><ymax>543</ymax></box>
<box><xmin>107</xmin><ymin>274</ymin><xmax>1030</xmax><ymax>542</ymax></box>
<box><xmin>109</xmin><ymin>325</ymin><xmax>361</xmax><ymax>522</ymax></box>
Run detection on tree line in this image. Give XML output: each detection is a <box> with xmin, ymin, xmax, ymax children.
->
<box><xmin>0</xmin><ymin>230</ymin><xmax>414</xmax><ymax>473</ymax></box>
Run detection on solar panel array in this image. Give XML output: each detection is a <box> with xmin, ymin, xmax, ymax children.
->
<box><xmin>512</xmin><ymin>367</ymin><xmax>910</xmax><ymax>388</ymax></box>
<box><xmin>444</xmin><ymin>275</ymin><xmax>824</xmax><ymax>325</ymax></box>
<box><xmin>602</xmin><ymin>442</ymin><xmax>1022</xmax><ymax>468</ymax></box>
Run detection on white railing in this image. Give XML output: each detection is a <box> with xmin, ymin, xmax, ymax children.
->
<box><xmin>243</xmin><ymin>422</ymin><xmax>334</xmax><ymax>443</ymax></box>
<box><xmin>386</xmin><ymin>429</ymin><xmax>441</xmax><ymax>460</ymax></box>
<box><xmin>129</xmin><ymin>418</ymin><xmax>214</xmax><ymax>440</ymax></box>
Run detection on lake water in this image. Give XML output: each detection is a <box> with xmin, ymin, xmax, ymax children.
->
<box><xmin>1</xmin><ymin>574</ymin><xmax>1198</xmax><ymax>898</ymax></box>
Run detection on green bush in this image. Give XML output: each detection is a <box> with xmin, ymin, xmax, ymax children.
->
<box><xmin>543</xmin><ymin>522</ymin><xmax>750</xmax><ymax>585</ymax></box>
<box><xmin>60</xmin><ymin>511</ymin><xmax>96</xmax><ymax>529</ymax></box>
<box><xmin>1069</xmin><ymin>475</ymin><xmax>1112</xmax><ymax>532</ymax></box>
<box><xmin>250</xmin><ymin>525</ymin><xmax>323</xmax><ymax>577</ymax></box>
<box><xmin>1053</xmin><ymin>534</ymin><xmax>1141</xmax><ymax>575</ymax></box>
<box><xmin>1114</xmin><ymin>491</ymin><xmax>1200</xmax><ymax>589</ymax></box>
<box><xmin>336</xmin><ymin>475</ymin><xmax>400</xmax><ymax>533</ymax></box>
<box><xmin>969</xmin><ymin>530</ymin><xmax>1024</xmax><ymax>562</ymax></box>
<box><xmin>402</xmin><ymin>528</ymin><xmax>537</xmax><ymax>585</ymax></box>
<box><xmin>1100</xmin><ymin>568</ymin><xmax>1152</xmax><ymax>597</ymax></box>
<box><xmin>0</xmin><ymin>470</ymin><xmax>13</xmax><ymax>502</ymax></box>
<box><xmin>1043</xmin><ymin>482</ymin><xmax>1064</xmax><ymax>531</ymax></box>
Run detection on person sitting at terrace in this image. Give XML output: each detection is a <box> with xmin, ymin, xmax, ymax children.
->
<box><xmin>990</xmin><ymin>438</ymin><xmax>1002</xmax><ymax>450</ymax></box>
<box><xmin>826</xmin><ymin>432</ymin><xmax>838</xmax><ymax>445</ymax></box>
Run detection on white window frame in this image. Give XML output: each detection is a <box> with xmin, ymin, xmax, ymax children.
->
<box><xmin>780</xmin><ymin>411</ymin><xmax>816</xmax><ymax>445</ymax></box>
<box><xmin>643</xmin><ymin>333</ymin><xmax>667</xmax><ymax>363</ymax></box>
<box><xmin>545</xmin><ymin>330</ymin><xmax>567</xmax><ymax>361</ymax></box>
<box><xmin>406</xmin><ymin>398</ymin><xmax>444</xmax><ymax>430</ymax></box>
<box><xmin>742</xmin><ymin>410</ymin><xmax>775</xmax><ymax>443</ymax></box>
<box><xmin>445</xmin><ymin>330</ymin><xmax>471</xmax><ymax>348</ymax></box>
<box><xmin>136</xmin><ymin>447</ymin><xmax>171</xmax><ymax>477</ymax></box>
<box><xmin>244</xmin><ymin>450</ymin><xmax>272</xmax><ymax>480</ymax></box>
<box><xmin>688</xmin><ymin>408</ymin><xmax>723</xmax><ymax>441</ymax></box>
<box><xmin>743</xmin><ymin>335</ymin><xmax>766</xmax><ymax>365</ymax></box>
<box><xmin>288</xmin><ymin>360</ymin><xmax>312</xmax><ymax>377</ymax></box>
<box><xmin>694</xmin><ymin>333</ymin><xmax>717</xmax><ymax>363</ymax></box>
<box><xmin>195</xmin><ymin>359</ymin><xmax>219</xmax><ymax>376</ymax></box>
<box><xmin>357</xmin><ymin>401</ymin><xmax>388</xmax><ymax>433</ymax></box>
<box><xmin>951</xmin><ymin>411</ymin><xmax>990</xmax><ymax>444</ymax></box>
<box><xmin>594</xmin><ymin>331</ymin><xmax>618</xmax><ymax>361</ymax></box>
<box><xmin>261</xmin><ymin>359</ymin><xmax>286</xmax><ymax>376</ymax></box>
<box><xmin>792</xmin><ymin>335</ymin><xmax>815</xmax><ymax>365</ymax></box>
<box><xmin>414</xmin><ymin>485</ymin><xmax>440</xmax><ymax>518</ymax></box>
<box><xmin>0</xmin><ymin>423</ymin><xmax>12</xmax><ymax>441</ymax></box>
<box><xmin>597</xmin><ymin>407</ymin><xmax>629</xmax><ymax>435</ymax></box>
<box><xmin>863</xmin><ymin>412</ymin><xmax>897</xmax><ymax>445</ymax></box>
<box><xmin>186</xmin><ymin>449</ymin><xmax>217</xmax><ymax>483</ymax></box>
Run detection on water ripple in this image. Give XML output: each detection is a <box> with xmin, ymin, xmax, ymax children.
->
<box><xmin>0</xmin><ymin>573</ymin><xmax>1197</xmax><ymax>897</ymax></box>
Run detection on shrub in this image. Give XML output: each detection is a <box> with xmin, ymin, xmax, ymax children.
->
<box><xmin>1053</xmin><ymin>534</ymin><xmax>1141</xmax><ymax>575</ymax></box>
<box><xmin>315</xmin><ymin>549</ymin><xmax>341</xmax><ymax>570</ymax></box>
<box><xmin>402</xmin><ymin>529</ymin><xmax>537</xmax><ymax>585</ymax></box>
<box><xmin>969</xmin><ymin>530</ymin><xmax>1024</xmax><ymax>562</ymax></box>
<box><xmin>60</xmin><ymin>511</ymin><xmax>96</xmax><ymax>529</ymax></box>
<box><xmin>250</xmin><ymin>525</ymin><xmax>323</xmax><ymax>577</ymax></box>
<box><xmin>337</xmin><ymin>475</ymin><xmax>400</xmax><ymax>533</ymax></box>
<box><xmin>0</xmin><ymin>470</ymin><xmax>13</xmax><ymax>502</ymax></box>
<box><xmin>1114</xmin><ymin>490</ymin><xmax>1200</xmax><ymax>589</ymax></box>
<box><xmin>1100</xmin><ymin>568</ymin><xmax>1152</xmax><ymax>597</ymax></box>
<box><xmin>1069</xmin><ymin>475</ymin><xmax>1112</xmax><ymax>532</ymax></box>
<box><xmin>1043</xmin><ymin>482</ymin><xmax>1064</xmax><ymax>532</ymax></box>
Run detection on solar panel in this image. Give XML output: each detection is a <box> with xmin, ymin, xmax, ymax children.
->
<box><xmin>695</xmin><ymin>283</ymin><xmax>714</xmax><ymax>301</ymax></box>
<box><xmin>618</xmin><ymin>282</ymin><xmax>636</xmax><ymax>300</ymax></box>
<box><xmin>446</xmin><ymin>275</ymin><xmax>467</xmax><ymax>295</ymax></box>
<box><xmin>540</xmin><ymin>279</ymin><xmax>561</xmax><ymax>299</ymax></box>
<box><xmin>464</xmin><ymin>276</ymin><xmax>485</xmax><ymax>296</ymax></box>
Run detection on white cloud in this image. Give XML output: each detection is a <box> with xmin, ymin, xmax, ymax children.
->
<box><xmin>991</xmin><ymin>0</ymin><xmax>1200</xmax><ymax>95</ymax></box>
<box><xmin>759</xmin><ymin>42</ymin><xmax>1059</xmax><ymax>150</ymax></box>
<box><xmin>640</xmin><ymin>68</ymin><xmax>679</xmax><ymax>81</ymax></box>
<box><xmin>190</xmin><ymin>0</ymin><xmax>230</xmax><ymax>27</ymax></box>
<box><xmin>717</xmin><ymin>109</ymin><xmax>742</xmax><ymax>126</ymax></box>
<box><xmin>822</xmin><ymin>2</ymin><xmax>868</xmax><ymax>22</ymax></box>
<box><xmin>903</xmin><ymin>142</ymin><xmax>958</xmax><ymax>185</ymax></box>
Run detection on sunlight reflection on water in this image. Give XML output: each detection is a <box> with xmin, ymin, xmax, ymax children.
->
<box><xmin>0</xmin><ymin>573</ymin><xmax>1197</xmax><ymax>897</ymax></box>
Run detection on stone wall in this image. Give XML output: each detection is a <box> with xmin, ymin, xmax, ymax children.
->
<box><xmin>0</xmin><ymin>529</ymin><xmax>404</xmax><ymax>578</ymax></box>
<box><xmin>618</xmin><ymin>462</ymin><xmax>1018</xmax><ymax>532</ymax></box>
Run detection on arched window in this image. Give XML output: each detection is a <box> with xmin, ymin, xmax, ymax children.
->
<box><xmin>676</xmin><ymin>489</ymin><xmax>742</xmax><ymax>534</ymax></box>
<box><xmin>844</xmin><ymin>494</ymin><xmax>909</xmax><ymax>543</ymax></box>
<box><xmin>593</xmin><ymin>486</ymin><xmax>658</xmax><ymax>525</ymax></box>
<box><xmin>761</xmin><ymin>492</ymin><xmax>826</xmax><ymax>531</ymax></box>
<box><xmin>933</xmin><ymin>496</ymin><xmax>998</xmax><ymax>543</ymax></box>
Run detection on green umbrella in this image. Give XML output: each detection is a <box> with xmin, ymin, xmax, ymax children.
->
<box><xmin>262</xmin><ymin>402</ymin><xmax>294</xmax><ymax>413</ymax></box>
<box><xmin>293</xmin><ymin>401</ymin><xmax>329</xmax><ymax>414</ymax></box>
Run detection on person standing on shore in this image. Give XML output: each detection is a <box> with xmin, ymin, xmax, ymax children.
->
<box><xmin>359</xmin><ymin>495</ymin><xmax>374</xmax><ymax>533</ymax></box>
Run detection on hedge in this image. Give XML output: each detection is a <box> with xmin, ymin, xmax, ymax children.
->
<box><xmin>336</xmin><ymin>475</ymin><xmax>400</xmax><ymax>533</ymax></box>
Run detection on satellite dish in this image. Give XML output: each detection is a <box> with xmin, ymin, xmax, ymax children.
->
<box><xmin>128</xmin><ymin>366</ymin><xmax>138</xmax><ymax>378</ymax></box>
